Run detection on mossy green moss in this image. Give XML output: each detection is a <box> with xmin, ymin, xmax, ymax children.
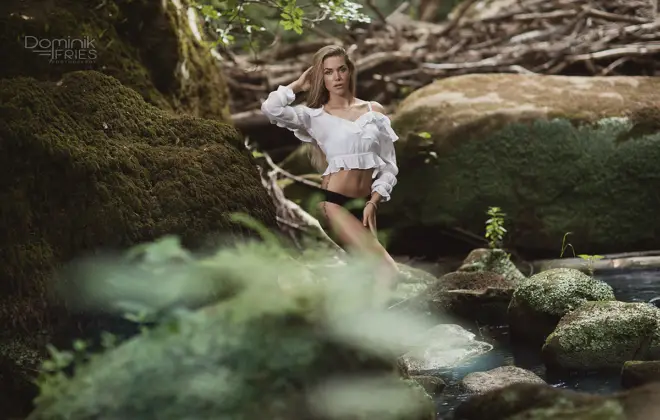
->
<box><xmin>0</xmin><ymin>71</ymin><xmax>276</xmax><ymax>333</ymax></box>
<box><xmin>542</xmin><ymin>301</ymin><xmax>660</xmax><ymax>370</ymax></box>
<box><xmin>457</xmin><ymin>248</ymin><xmax>526</xmax><ymax>284</ymax></box>
<box><xmin>0</xmin><ymin>0</ymin><xmax>230</xmax><ymax>121</ymax></box>
<box><xmin>386</xmin><ymin>74</ymin><xmax>660</xmax><ymax>255</ymax></box>
<box><xmin>455</xmin><ymin>381</ymin><xmax>660</xmax><ymax>420</ymax></box>
<box><xmin>453</xmin><ymin>382</ymin><xmax>602</xmax><ymax>420</ymax></box>
<box><xmin>506</xmin><ymin>268</ymin><xmax>614</xmax><ymax>344</ymax></box>
<box><xmin>507</xmin><ymin>399</ymin><xmax>625</xmax><ymax>420</ymax></box>
<box><xmin>511</xmin><ymin>268</ymin><xmax>615</xmax><ymax>317</ymax></box>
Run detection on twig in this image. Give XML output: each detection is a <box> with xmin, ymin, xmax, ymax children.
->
<box><xmin>366</xmin><ymin>0</ymin><xmax>388</xmax><ymax>24</ymax></box>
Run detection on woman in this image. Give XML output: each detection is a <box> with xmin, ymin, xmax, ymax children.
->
<box><xmin>261</xmin><ymin>45</ymin><xmax>400</xmax><ymax>292</ymax></box>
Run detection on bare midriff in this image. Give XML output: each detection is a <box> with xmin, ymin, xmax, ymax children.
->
<box><xmin>321</xmin><ymin>168</ymin><xmax>374</xmax><ymax>198</ymax></box>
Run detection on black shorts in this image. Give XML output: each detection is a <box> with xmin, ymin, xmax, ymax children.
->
<box><xmin>313</xmin><ymin>187</ymin><xmax>370</xmax><ymax>220</ymax></box>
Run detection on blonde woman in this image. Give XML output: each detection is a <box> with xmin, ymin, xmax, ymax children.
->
<box><xmin>261</xmin><ymin>45</ymin><xmax>400</xmax><ymax>292</ymax></box>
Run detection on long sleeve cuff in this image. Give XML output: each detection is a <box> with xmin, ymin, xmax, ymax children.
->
<box><xmin>371</xmin><ymin>172</ymin><xmax>397</xmax><ymax>202</ymax></box>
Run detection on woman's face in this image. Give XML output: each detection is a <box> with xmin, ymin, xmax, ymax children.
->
<box><xmin>322</xmin><ymin>55</ymin><xmax>349</xmax><ymax>96</ymax></box>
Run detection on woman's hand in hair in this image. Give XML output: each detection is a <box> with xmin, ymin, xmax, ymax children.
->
<box><xmin>290</xmin><ymin>67</ymin><xmax>312</xmax><ymax>93</ymax></box>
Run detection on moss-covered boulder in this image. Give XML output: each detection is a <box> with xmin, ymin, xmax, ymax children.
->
<box><xmin>457</xmin><ymin>248</ymin><xmax>526</xmax><ymax>284</ymax></box>
<box><xmin>25</xmin><ymin>237</ymin><xmax>435</xmax><ymax>420</ymax></box>
<box><xmin>385</xmin><ymin>73</ymin><xmax>660</xmax><ymax>256</ymax></box>
<box><xmin>454</xmin><ymin>381</ymin><xmax>660</xmax><ymax>420</ymax></box>
<box><xmin>0</xmin><ymin>70</ymin><xmax>276</xmax><ymax>334</ymax></box>
<box><xmin>426</xmin><ymin>271</ymin><xmax>513</xmax><ymax>325</ymax></box>
<box><xmin>0</xmin><ymin>0</ymin><xmax>230</xmax><ymax>121</ymax></box>
<box><xmin>0</xmin><ymin>335</ymin><xmax>46</xmax><ymax>419</ymax></box>
<box><xmin>542</xmin><ymin>301</ymin><xmax>660</xmax><ymax>371</ymax></box>
<box><xmin>621</xmin><ymin>361</ymin><xmax>660</xmax><ymax>389</ymax></box>
<box><xmin>507</xmin><ymin>268</ymin><xmax>615</xmax><ymax>345</ymax></box>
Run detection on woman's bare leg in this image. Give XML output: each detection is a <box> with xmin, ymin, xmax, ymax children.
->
<box><xmin>318</xmin><ymin>200</ymin><xmax>399</xmax><ymax>291</ymax></box>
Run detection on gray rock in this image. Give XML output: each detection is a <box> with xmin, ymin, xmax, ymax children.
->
<box><xmin>411</xmin><ymin>375</ymin><xmax>446</xmax><ymax>395</ymax></box>
<box><xmin>507</xmin><ymin>268</ymin><xmax>615</xmax><ymax>345</ymax></box>
<box><xmin>461</xmin><ymin>366</ymin><xmax>545</xmax><ymax>394</ymax></box>
<box><xmin>457</xmin><ymin>248</ymin><xmax>526</xmax><ymax>285</ymax></box>
<box><xmin>400</xmin><ymin>324</ymin><xmax>492</xmax><ymax>374</ymax></box>
<box><xmin>543</xmin><ymin>301</ymin><xmax>660</xmax><ymax>371</ymax></box>
<box><xmin>621</xmin><ymin>361</ymin><xmax>660</xmax><ymax>389</ymax></box>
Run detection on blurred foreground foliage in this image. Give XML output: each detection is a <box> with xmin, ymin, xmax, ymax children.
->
<box><xmin>28</xmin><ymin>212</ymin><xmax>435</xmax><ymax>420</ymax></box>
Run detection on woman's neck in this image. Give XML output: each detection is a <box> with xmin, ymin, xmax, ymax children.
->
<box><xmin>325</xmin><ymin>92</ymin><xmax>355</xmax><ymax>109</ymax></box>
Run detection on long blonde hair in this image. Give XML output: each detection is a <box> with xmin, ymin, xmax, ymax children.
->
<box><xmin>303</xmin><ymin>45</ymin><xmax>358</xmax><ymax>173</ymax></box>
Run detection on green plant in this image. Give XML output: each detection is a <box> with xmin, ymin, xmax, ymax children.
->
<box><xmin>559</xmin><ymin>232</ymin><xmax>576</xmax><ymax>258</ymax></box>
<box><xmin>559</xmin><ymin>232</ymin><xmax>604</xmax><ymax>276</ymax></box>
<box><xmin>578</xmin><ymin>254</ymin><xmax>605</xmax><ymax>276</ymax></box>
<box><xmin>194</xmin><ymin>0</ymin><xmax>371</xmax><ymax>51</ymax></box>
<box><xmin>34</xmin><ymin>339</ymin><xmax>95</xmax><ymax>404</ymax></box>
<box><xmin>485</xmin><ymin>206</ymin><xmax>507</xmax><ymax>249</ymax></box>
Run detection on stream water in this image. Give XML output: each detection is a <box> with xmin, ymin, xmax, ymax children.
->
<box><xmin>434</xmin><ymin>268</ymin><xmax>660</xmax><ymax>419</ymax></box>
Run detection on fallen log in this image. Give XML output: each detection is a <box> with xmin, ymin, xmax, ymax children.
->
<box><xmin>232</xmin><ymin>109</ymin><xmax>269</xmax><ymax>131</ymax></box>
<box><xmin>532</xmin><ymin>254</ymin><xmax>660</xmax><ymax>274</ymax></box>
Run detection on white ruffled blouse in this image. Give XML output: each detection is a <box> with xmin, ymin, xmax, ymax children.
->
<box><xmin>260</xmin><ymin>85</ymin><xmax>399</xmax><ymax>202</ymax></box>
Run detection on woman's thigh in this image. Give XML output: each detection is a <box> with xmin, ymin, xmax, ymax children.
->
<box><xmin>317</xmin><ymin>201</ymin><xmax>378</xmax><ymax>253</ymax></box>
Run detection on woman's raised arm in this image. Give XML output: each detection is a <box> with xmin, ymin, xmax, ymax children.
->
<box><xmin>260</xmin><ymin>69</ymin><xmax>316</xmax><ymax>143</ymax></box>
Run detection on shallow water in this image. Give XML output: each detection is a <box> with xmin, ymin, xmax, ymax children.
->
<box><xmin>434</xmin><ymin>268</ymin><xmax>660</xmax><ymax>419</ymax></box>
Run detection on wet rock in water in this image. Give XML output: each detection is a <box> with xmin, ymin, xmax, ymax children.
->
<box><xmin>460</xmin><ymin>366</ymin><xmax>545</xmax><ymax>394</ymax></box>
<box><xmin>457</xmin><ymin>248</ymin><xmax>526</xmax><ymax>285</ymax></box>
<box><xmin>426</xmin><ymin>271</ymin><xmax>513</xmax><ymax>325</ymax></box>
<box><xmin>397</xmin><ymin>263</ymin><xmax>439</xmax><ymax>285</ymax></box>
<box><xmin>507</xmin><ymin>268</ymin><xmax>615</xmax><ymax>345</ymax></box>
<box><xmin>387</xmin><ymin>264</ymin><xmax>438</xmax><ymax>311</ymax></box>
<box><xmin>411</xmin><ymin>375</ymin><xmax>446</xmax><ymax>395</ymax></box>
<box><xmin>543</xmin><ymin>301</ymin><xmax>660</xmax><ymax>371</ymax></box>
<box><xmin>454</xmin><ymin>381</ymin><xmax>660</xmax><ymax>420</ymax></box>
<box><xmin>384</xmin><ymin>73</ymin><xmax>660</xmax><ymax>256</ymax></box>
<box><xmin>399</xmin><ymin>324</ymin><xmax>492</xmax><ymax>375</ymax></box>
<box><xmin>390</xmin><ymin>283</ymin><xmax>430</xmax><ymax>309</ymax></box>
<box><xmin>648</xmin><ymin>296</ymin><xmax>660</xmax><ymax>308</ymax></box>
<box><xmin>621</xmin><ymin>361</ymin><xmax>660</xmax><ymax>389</ymax></box>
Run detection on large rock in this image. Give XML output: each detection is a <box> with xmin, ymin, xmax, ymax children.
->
<box><xmin>0</xmin><ymin>335</ymin><xmax>46</xmax><ymax>419</ymax></box>
<box><xmin>384</xmin><ymin>73</ymin><xmax>660</xmax><ymax>256</ymax></box>
<box><xmin>507</xmin><ymin>268</ymin><xmax>615</xmax><ymax>344</ymax></box>
<box><xmin>0</xmin><ymin>0</ymin><xmax>230</xmax><ymax>121</ymax></box>
<box><xmin>621</xmin><ymin>361</ymin><xmax>660</xmax><ymax>389</ymax></box>
<box><xmin>426</xmin><ymin>271</ymin><xmax>513</xmax><ymax>325</ymax></box>
<box><xmin>0</xmin><ymin>70</ymin><xmax>276</xmax><ymax>336</ymax></box>
<box><xmin>457</xmin><ymin>248</ymin><xmax>526</xmax><ymax>284</ymax></box>
<box><xmin>460</xmin><ymin>366</ymin><xmax>545</xmax><ymax>394</ymax></box>
<box><xmin>454</xmin><ymin>381</ymin><xmax>660</xmax><ymax>420</ymax></box>
<box><xmin>542</xmin><ymin>301</ymin><xmax>660</xmax><ymax>371</ymax></box>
